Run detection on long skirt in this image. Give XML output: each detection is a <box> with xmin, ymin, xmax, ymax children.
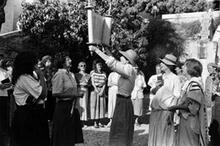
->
<box><xmin>45</xmin><ymin>90</ymin><xmax>56</xmax><ymax>121</ymax></box>
<box><xmin>148</xmin><ymin>110</ymin><xmax>175</xmax><ymax>146</ymax></box>
<box><xmin>108</xmin><ymin>86</ymin><xmax>118</xmax><ymax>118</ymax></box>
<box><xmin>12</xmin><ymin>104</ymin><xmax>50</xmax><ymax>146</ymax></box>
<box><xmin>109</xmin><ymin>94</ymin><xmax>134</xmax><ymax>146</ymax></box>
<box><xmin>78</xmin><ymin>88</ymin><xmax>89</xmax><ymax>121</ymax></box>
<box><xmin>0</xmin><ymin>96</ymin><xmax>10</xmax><ymax>146</ymax></box>
<box><xmin>175</xmin><ymin>115</ymin><xmax>200</xmax><ymax>146</ymax></box>
<box><xmin>52</xmin><ymin>100</ymin><xmax>83</xmax><ymax>146</ymax></box>
<box><xmin>90</xmin><ymin>89</ymin><xmax>106</xmax><ymax>119</ymax></box>
<box><xmin>210</xmin><ymin>96</ymin><xmax>220</xmax><ymax>145</ymax></box>
<box><xmin>132</xmin><ymin>98</ymin><xmax>143</xmax><ymax>116</ymax></box>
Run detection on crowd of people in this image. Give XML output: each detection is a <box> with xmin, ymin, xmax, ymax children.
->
<box><xmin>0</xmin><ymin>46</ymin><xmax>219</xmax><ymax>146</ymax></box>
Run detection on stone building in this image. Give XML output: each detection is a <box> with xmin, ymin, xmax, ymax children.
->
<box><xmin>162</xmin><ymin>11</ymin><xmax>220</xmax><ymax>83</ymax></box>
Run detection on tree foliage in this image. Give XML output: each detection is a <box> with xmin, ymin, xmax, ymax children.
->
<box><xmin>18</xmin><ymin>0</ymin><xmax>185</xmax><ymax>74</ymax></box>
<box><xmin>143</xmin><ymin>0</ymin><xmax>207</xmax><ymax>15</ymax></box>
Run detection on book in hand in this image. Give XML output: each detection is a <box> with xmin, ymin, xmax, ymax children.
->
<box><xmin>1</xmin><ymin>78</ymin><xmax>10</xmax><ymax>84</ymax></box>
<box><xmin>87</xmin><ymin>11</ymin><xmax>112</xmax><ymax>46</ymax></box>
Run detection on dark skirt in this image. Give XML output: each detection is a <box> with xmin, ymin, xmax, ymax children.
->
<box><xmin>52</xmin><ymin>100</ymin><xmax>83</xmax><ymax>146</ymax></box>
<box><xmin>45</xmin><ymin>91</ymin><xmax>56</xmax><ymax>121</ymax></box>
<box><xmin>109</xmin><ymin>94</ymin><xmax>134</xmax><ymax>146</ymax></box>
<box><xmin>12</xmin><ymin>104</ymin><xmax>50</xmax><ymax>146</ymax></box>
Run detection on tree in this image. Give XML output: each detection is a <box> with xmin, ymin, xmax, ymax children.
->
<box><xmin>18</xmin><ymin>0</ymin><xmax>185</xmax><ymax>75</ymax></box>
<box><xmin>142</xmin><ymin>0</ymin><xmax>208</xmax><ymax>16</ymax></box>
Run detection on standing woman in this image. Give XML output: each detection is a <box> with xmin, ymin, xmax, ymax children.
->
<box><xmin>89</xmin><ymin>46</ymin><xmax>138</xmax><ymax>146</ymax></box>
<box><xmin>107</xmin><ymin>71</ymin><xmax>120</xmax><ymax>127</ymax></box>
<box><xmin>90</xmin><ymin>60</ymin><xmax>106</xmax><ymax>128</ymax></box>
<box><xmin>12</xmin><ymin>52</ymin><xmax>50</xmax><ymax>146</ymax></box>
<box><xmin>168</xmin><ymin>58</ymin><xmax>208</xmax><ymax>146</ymax></box>
<box><xmin>41</xmin><ymin>55</ymin><xmax>55</xmax><ymax>122</ymax></box>
<box><xmin>148</xmin><ymin>54</ymin><xmax>181</xmax><ymax>146</ymax></box>
<box><xmin>131</xmin><ymin>67</ymin><xmax>146</xmax><ymax>125</ymax></box>
<box><xmin>75</xmin><ymin>61</ymin><xmax>90</xmax><ymax>127</ymax></box>
<box><xmin>52</xmin><ymin>52</ymin><xmax>83</xmax><ymax>146</ymax></box>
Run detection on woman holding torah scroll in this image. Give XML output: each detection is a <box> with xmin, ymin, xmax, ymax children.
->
<box><xmin>89</xmin><ymin>46</ymin><xmax>138</xmax><ymax>146</ymax></box>
<box><xmin>168</xmin><ymin>59</ymin><xmax>208</xmax><ymax>146</ymax></box>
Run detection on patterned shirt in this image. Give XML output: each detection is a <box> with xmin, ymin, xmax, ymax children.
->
<box><xmin>90</xmin><ymin>70</ymin><xmax>106</xmax><ymax>87</ymax></box>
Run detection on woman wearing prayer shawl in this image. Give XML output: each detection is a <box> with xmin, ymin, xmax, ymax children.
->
<box><xmin>148</xmin><ymin>54</ymin><xmax>181</xmax><ymax>146</ymax></box>
<box><xmin>168</xmin><ymin>58</ymin><xmax>208</xmax><ymax>146</ymax></box>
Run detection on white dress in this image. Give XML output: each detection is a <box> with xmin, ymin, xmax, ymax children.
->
<box><xmin>108</xmin><ymin>72</ymin><xmax>120</xmax><ymax>118</ymax></box>
<box><xmin>131</xmin><ymin>71</ymin><xmax>146</xmax><ymax>116</ymax></box>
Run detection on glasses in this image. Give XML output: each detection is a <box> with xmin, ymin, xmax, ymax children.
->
<box><xmin>80</xmin><ymin>65</ymin><xmax>86</xmax><ymax>67</ymax></box>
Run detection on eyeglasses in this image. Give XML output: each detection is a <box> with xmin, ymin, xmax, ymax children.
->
<box><xmin>80</xmin><ymin>65</ymin><xmax>86</xmax><ymax>67</ymax></box>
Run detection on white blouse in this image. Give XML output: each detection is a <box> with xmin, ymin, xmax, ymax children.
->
<box><xmin>106</xmin><ymin>56</ymin><xmax>137</xmax><ymax>97</ymax></box>
<box><xmin>131</xmin><ymin>71</ymin><xmax>146</xmax><ymax>99</ymax></box>
<box><xmin>13</xmin><ymin>75</ymin><xmax>42</xmax><ymax>106</ymax></box>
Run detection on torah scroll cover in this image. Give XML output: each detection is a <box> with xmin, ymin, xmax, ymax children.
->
<box><xmin>88</xmin><ymin>11</ymin><xmax>112</xmax><ymax>46</ymax></box>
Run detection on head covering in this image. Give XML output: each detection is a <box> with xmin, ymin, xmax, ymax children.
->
<box><xmin>119</xmin><ymin>49</ymin><xmax>138</xmax><ymax>66</ymax></box>
<box><xmin>160</xmin><ymin>54</ymin><xmax>177</xmax><ymax>66</ymax></box>
<box><xmin>207</xmin><ymin>62</ymin><xmax>217</xmax><ymax>68</ymax></box>
<box><xmin>41</xmin><ymin>55</ymin><xmax>51</xmax><ymax>65</ymax></box>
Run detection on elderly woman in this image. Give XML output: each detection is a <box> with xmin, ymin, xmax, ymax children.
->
<box><xmin>148</xmin><ymin>54</ymin><xmax>181</xmax><ymax>146</ymax></box>
<box><xmin>168</xmin><ymin>58</ymin><xmax>208</xmax><ymax>146</ymax></box>
<box><xmin>89</xmin><ymin>46</ymin><xmax>138</xmax><ymax>146</ymax></box>
<box><xmin>52</xmin><ymin>52</ymin><xmax>83</xmax><ymax>146</ymax></box>
<box><xmin>75</xmin><ymin>61</ymin><xmax>90</xmax><ymax>127</ymax></box>
<box><xmin>12</xmin><ymin>52</ymin><xmax>50</xmax><ymax>146</ymax></box>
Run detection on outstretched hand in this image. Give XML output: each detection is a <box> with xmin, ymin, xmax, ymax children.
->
<box><xmin>89</xmin><ymin>46</ymin><xmax>98</xmax><ymax>52</ymax></box>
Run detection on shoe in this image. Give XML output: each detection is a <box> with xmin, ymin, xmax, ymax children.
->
<box><xmin>106</xmin><ymin>120</ymin><xmax>112</xmax><ymax>128</ymax></box>
<box><xmin>94</xmin><ymin>122</ymin><xmax>99</xmax><ymax>128</ymax></box>
<box><xmin>98</xmin><ymin>123</ymin><xmax>104</xmax><ymax>128</ymax></box>
<box><xmin>82</xmin><ymin>125</ymin><xmax>88</xmax><ymax>129</ymax></box>
<box><xmin>135</xmin><ymin>118</ymin><xmax>141</xmax><ymax>126</ymax></box>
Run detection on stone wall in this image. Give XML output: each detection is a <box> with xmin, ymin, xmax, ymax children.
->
<box><xmin>0</xmin><ymin>0</ymin><xmax>22</xmax><ymax>34</ymax></box>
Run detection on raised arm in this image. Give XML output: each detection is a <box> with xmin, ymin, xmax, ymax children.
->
<box><xmin>90</xmin><ymin>46</ymin><xmax>135</xmax><ymax>78</ymax></box>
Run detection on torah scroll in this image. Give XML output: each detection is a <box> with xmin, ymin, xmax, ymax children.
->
<box><xmin>88</xmin><ymin>11</ymin><xmax>112</xmax><ymax>46</ymax></box>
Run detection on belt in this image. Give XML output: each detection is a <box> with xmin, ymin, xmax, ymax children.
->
<box><xmin>17</xmin><ymin>104</ymin><xmax>44</xmax><ymax>110</ymax></box>
<box><xmin>57</xmin><ymin>97</ymin><xmax>73</xmax><ymax>102</ymax></box>
<box><xmin>117</xmin><ymin>94</ymin><xmax>131</xmax><ymax>99</ymax></box>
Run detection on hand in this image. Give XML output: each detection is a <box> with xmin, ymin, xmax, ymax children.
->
<box><xmin>167</xmin><ymin>106</ymin><xmax>177</xmax><ymax>112</ymax></box>
<box><xmin>0</xmin><ymin>83</ymin><xmax>12</xmax><ymax>89</ymax></box>
<box><xmin>166</xmin><ymin>112</ymin><xmax>174</xmax><ymax>125</ymax></box>
<box><xmin>156</xmin><ymin>80</ymin><xmax>163</xmax><ymax>87</ymax></box>
<box><xmin>89</xmin><ymin>46</ymin><xmax>98</xmax><ymax>52</ymax></box>
<box><xmin>151</xmin><ymin>86</ymin><xmax>161</xmax><ymax>94</ymax></box>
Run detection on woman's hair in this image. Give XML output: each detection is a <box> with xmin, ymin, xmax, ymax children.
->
<box><xmin>12</xmin><ymin>52</ymin><xmax>38</xmax><ymax>84</ymax></box>
<box><xmin>53</xmin><ymin>52</ymin><xmax>68</xmax><ymax>70</ymax></box>
<box><xmin>185</xmin><ymin>58</ymin><xmax>203</xmax><ymax>77</ymax></box>
<box><xmin>92</xmin><ymin>59</ymin><xmax>103</xmax><ymax>73</ymax></box>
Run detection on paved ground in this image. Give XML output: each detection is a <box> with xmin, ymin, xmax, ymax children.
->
<box><xmin>76</xmin><ymin>123</ymin><xmax>149</xmax><ymax>146</ymax></box>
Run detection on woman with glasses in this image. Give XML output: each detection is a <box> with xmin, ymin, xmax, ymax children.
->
<box><xmin>75</xmin><ymin>61</ymin><xmax>90</xmax><ymax>128</ymax></box>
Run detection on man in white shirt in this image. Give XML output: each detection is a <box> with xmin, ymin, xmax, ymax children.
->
<box><xmin>0</xmin><ymin>54</ymin><xmax>11</xmax><ymax>146</ymax></box>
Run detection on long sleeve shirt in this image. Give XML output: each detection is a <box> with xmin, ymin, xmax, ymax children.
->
<box><xmin>106</xmin><ymin>56</ymin><xmax>137</xmax><ymax>97</ymax></box>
